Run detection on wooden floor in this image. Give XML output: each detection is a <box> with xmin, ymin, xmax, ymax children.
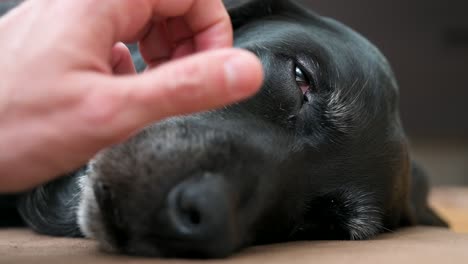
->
<box><xmin>430</xmin><ymin>187</ymin><xmax>468</xmax><ymax>233</ymax></box>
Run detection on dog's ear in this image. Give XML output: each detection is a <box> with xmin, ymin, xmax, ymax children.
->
<box><xmin>223</xmin><ymin>0</ymin><xmax>288</xmax><ymax>29</ymax></box>
<box><xmin>16</xmin><ymin>169</ymin><xmax>86</xmax><ymax>237</ymax></box>
<box><xmin>407</xmin><ymin>161</ymin><xmax>448</xmax><ymax>227</ymax></box>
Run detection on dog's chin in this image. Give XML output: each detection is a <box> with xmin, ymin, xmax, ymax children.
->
<box><xmin>76</xmin><ymin>172</ymin><xmax>239</xmax><ymax>258</ymax></box>
<box><xmin>76</xmin><ymin>174</ymin><xmax>119</xmax><ymax>254</ymax></box>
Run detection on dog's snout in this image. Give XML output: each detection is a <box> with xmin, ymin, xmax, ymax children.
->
<box><xmin>88</xmin><ymin>119</ymin><xmax>274</xmax><ymax>256</ymax></box>
<box><xmin>167</xmin><ymin>175</ymin><xmax>230</xmax><ymax>241</ymax></box>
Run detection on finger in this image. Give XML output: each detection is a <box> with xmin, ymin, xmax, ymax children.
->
<box><xmin>167</xmin><ymin>17</ymin><xmax>196</xmax><ymax>59</ymax></box>
<box><xmin>139</xmin><ymin>21</ymin><xmax>173</xmax><ymax>67</ymax></box>
<box><xmin>138</xmin><ymin>0</ymin><xmax>232</xmax><ymax>61</ymax></box>
<box><xmin>111</xmin><ymin>42</ymin><xmax>137</xmax><ymax>75</ymax></box>
<box><xmin>167</xmin><ymin>17</ymin><xmax>192</xmax><ymax>45</ymax></box>
<box><xmin>78</xmin><ymin>49</ymin><xmax>263</xmax><ymax>140</ymax></box>
<box><xmin>149</xmin><ymin>0</ymin><xmax>232</xmax><ymax>50</ymax></box>
<box><xmin>69</xmin><ymin>0</ymin><xmax>232</xmax><ymax>64</ymax></box>
<box><xmin>141</xmin><ymin>18</ymin><xmax>196</xmax><ymax>67</ymax></box>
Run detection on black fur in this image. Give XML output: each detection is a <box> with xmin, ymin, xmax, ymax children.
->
<box><xmin>16</xmin><ymin>169</ymin><xmax>86</xmax><ymax>237</ymax></box>
<box><xmin>1</xmin><ymin>0</ymin><xmax>447</xmax><ymax>259</ymax></box>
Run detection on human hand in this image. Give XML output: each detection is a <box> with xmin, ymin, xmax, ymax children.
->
<box><xmin>0</xmin><ymin>0</ymin><xmax>263</xmax><ymax>192</ymax></box>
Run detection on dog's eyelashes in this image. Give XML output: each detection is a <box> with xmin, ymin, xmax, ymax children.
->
<box><xmin>294</xmin><ymin>66</ymin><xmax>313</xmax><ymax>102</ymax></box>
<box><xmin>295</xmin><ymin>67</ymin><xmax>309</xmax><ymax>94</ymax></box>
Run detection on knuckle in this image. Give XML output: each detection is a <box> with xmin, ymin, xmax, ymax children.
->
<box><xmin>166</xmin><ymin>62</ymin><xmax>205</xmax><ymax>92</ymax></box>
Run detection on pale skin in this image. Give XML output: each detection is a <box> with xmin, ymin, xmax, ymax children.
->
<box><xmin>0</xmin><ymin>0</ymin><xmax>263</xmax><ymax>193</ymax></box>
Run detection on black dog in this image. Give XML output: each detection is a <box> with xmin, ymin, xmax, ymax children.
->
<box><xmin>1</xmin><ymin>0</ymin><xmax>447</xmax><ymax>258</ymax></box>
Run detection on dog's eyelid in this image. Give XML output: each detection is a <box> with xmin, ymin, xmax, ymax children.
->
<box><xmin>294</xmin><ymin>65</ymin><xmax>313</xmax><ymax>96</ymax></box>
<box><xmin>295</xmin><ymin>56</ymin><xmax>323</xmax><ymax>88</ymax></box>
<box><xmin>295</xmin><ymin>67</ymin><xmax>307</xmax><ymax>82</ymax></box>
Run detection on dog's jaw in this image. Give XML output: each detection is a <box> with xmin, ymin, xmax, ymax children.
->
<box><xmin>291</xmin><ymin>187</ymin><xmax>385</xmax><ymax>241</ymax></box>
<box><xmin>76</xmin><ymin>169</ymin><xmax>118</xmax><ymax>253</ymax></box>
<box><xmin>340</xmin><ymin>189</ymin><xmax>384</xmax><ymax>240</ymax></box>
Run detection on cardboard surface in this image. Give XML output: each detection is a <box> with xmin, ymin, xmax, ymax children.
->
<box><xmin>1</xmin><ymin>227</ymin><xmax>468</xmax><ymax>264</ymax></box>
<box><xmin>430</xmin><ymin>187</ymin><xmax>468</xmax><ymax>233</ymax></box>
<box><xmin>2</xmin><ymin>187</ymin><xmax>468</xmax><ymax>263</ymax></box>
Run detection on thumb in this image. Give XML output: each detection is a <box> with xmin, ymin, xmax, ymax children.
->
<box><xmin>111</xmin><ymin>42</ymin><xmax>137</xmax><ymax>75</ymax></box>
<box><xmin>79</xmin><ymin>49</ymin><xmax>263</xmax><ymax>140</ymax></box>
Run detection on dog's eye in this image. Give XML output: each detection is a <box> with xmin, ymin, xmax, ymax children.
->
<box><xmin>295</xmin><ymin>66</ymin><xmax>311</xmax><ymax>95</ymax></box>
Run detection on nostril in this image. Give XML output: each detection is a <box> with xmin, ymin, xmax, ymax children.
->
<box><xmin>168</xmin><ymin>185</ymin><xmax>202</xmax><ymax>234</ymax></box>
<box><xmin>167</xmin><ymin>175</ymin><xmax>229</xmax><ymax>238</ymax></box>
<box><xmin>178</xmin><ymin>193</ymin><xmax>202</xmax><ymax>227</ymax></box>
<box><xmin>187</xmin><ymin>208</ymin><xmax>201</xmax><ymax>226</ymax></box>
<box><xmin>162</xmin><ymin>175</ymin><xmax>236</xmax><ymax>256</ymax></box>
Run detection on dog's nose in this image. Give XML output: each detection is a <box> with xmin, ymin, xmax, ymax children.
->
<box><xmin>167</xmin><ymin>174</ymin><xmax>228</xmax><ymax>237</ymax></box>
<box><xmin>164</xmin><ymin>174</ymin><xmax>233</xmax><ymax>256</ymax></box>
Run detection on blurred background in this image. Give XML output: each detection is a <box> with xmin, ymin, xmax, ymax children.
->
<box><xmin>301</xmin><ymin>0</ymin><xmax>468</xmax><ymax>186</ymax></box>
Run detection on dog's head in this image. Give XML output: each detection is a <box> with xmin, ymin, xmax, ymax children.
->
<box><xmin>78</xmin><ymin>0</ymin><xmax>410</xmax><ymax>258</ymax></box>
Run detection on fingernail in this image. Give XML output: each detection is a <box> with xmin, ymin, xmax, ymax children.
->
<box><xmin>224</xmin><ymin>51</ymin><xmax>263</xmax><ymax>96</ymax></box>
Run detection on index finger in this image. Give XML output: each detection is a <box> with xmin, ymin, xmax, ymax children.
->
<box><xmin>149</xmin><ymin>0</ymin><xmax>233</xmax><ymax>50</ymax></box>
<box><xmin>70</xmin><ymin>0</ymin><xmax>232</xmax><ymax>60</ymax></box>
